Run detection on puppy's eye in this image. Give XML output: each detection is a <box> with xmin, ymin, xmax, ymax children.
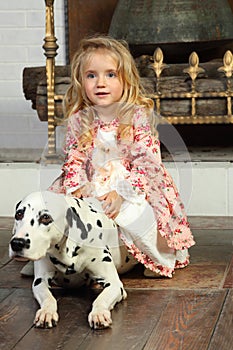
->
<box><xmin>15</xmin><ymin>209</ymin><xmax>25</xmax><ymax>221</ymax></box>
<box><xmin>39</xmin><ymin>213</ymin><xmax>53</xmax><ymax>226</ymax></box>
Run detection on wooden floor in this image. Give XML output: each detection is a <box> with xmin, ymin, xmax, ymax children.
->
<box><xmin>0</xmin><ymin>217</ymin><xmax>232</xmax><ymax>350</ymax></box>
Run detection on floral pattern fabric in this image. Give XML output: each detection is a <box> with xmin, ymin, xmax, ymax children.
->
<box><xmin>49</xmin><ymin>107</ymin><xmax>195</xmax><ymax>277</ymax></box>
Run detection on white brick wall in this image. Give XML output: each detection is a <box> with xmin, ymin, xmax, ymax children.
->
<box><xmin>0</xmin><ymin>0</ymin><xmax>66</xmax><ymax>149</ymax></box>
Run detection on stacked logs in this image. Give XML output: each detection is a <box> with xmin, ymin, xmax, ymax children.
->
<box><xmin>22</xmin><ymin>58</ymin><xmax>230</xmax><ymax>123</ymax></box>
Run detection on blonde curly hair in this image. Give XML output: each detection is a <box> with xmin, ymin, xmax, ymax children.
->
<box><xmin>63</xmin><ymin>35</ymin><xmax>155</xmax><ymax>150</ymax></box>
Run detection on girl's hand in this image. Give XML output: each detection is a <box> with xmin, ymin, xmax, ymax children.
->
<box><xmin>72</xmin><ymin>183</ymin><xmax>93</xmax><ymax>198</ymax></box>
<box><xmin>72</xmin><ymin>188</ymin><xmax>83</xmax><ymax>198</ymax></box>
<box><xmin>97</xmin><ymin>191</ymin><xmax>123</xmax><ymax>220</ymax></box>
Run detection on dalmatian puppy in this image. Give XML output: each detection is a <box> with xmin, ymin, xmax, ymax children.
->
<box><xmin>9</xmin><ymin>191</ymin><xmax>137</xmax><ymax>329</ymax></box>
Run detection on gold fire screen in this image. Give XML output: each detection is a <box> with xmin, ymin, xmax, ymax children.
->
<box><xmin>150</xmin><ymin>47</ymin><xmax>233</xmax><ymax>125</ymax></box>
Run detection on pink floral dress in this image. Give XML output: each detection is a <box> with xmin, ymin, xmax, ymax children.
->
<box><xmin>49</xmin><ymin>107</ymin><xmax>195</xmax><ymax>277</ymax></box>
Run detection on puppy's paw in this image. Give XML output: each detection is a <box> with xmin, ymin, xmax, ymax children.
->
<box><xmin>34</xmin><ymin>308</ymin><xmax>59</xmax><ymax>328</ymax></box>
<box><xmin>88</xmin><ymin>309</ymin><xmax>112</xmax><ymax>329</ymax></box>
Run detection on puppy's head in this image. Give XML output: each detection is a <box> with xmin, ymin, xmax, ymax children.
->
<box><xmin>9</xmin><ymin>191</ymin><xmax>65</xmax><ymax>260</ymax></box>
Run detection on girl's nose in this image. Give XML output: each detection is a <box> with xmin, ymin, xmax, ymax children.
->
<box><xmin>97</xmin><ymin>75</ymin><xmax>106</xmax><ymax>87</ymax></box>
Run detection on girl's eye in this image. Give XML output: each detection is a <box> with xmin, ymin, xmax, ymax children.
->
<box><xmin>107</xmin><ymin>72</ymin><xmax>117</xmax><ymax>78</ymax></box>
<box><xmin>86</xmin><ymin>73</ymin><xmax>96</xmax><ymax>79</ymax></box>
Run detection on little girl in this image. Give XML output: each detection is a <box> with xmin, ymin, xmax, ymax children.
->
<box><xmin>49</xmin><ymin>35</ymin><xmax>195</xmax><ymax>278</ymax></box>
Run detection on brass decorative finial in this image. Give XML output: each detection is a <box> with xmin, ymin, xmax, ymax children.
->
<box><xmin>218</xmin><ymin>50</ymin><xmax>233</xmax><ymax>78</ymax></box>
<box><xmin>151</xmin><ymin>47</ymin><xmax>169</xmax><ymax>79</ymax></box>
<box><xmin>183</xmin><ymin>52</ymin><xmax>205</xmax><ymax>81</ymax></box>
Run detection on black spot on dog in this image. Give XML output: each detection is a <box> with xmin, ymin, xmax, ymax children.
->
<box><xmin>50</xmin><ymin>256</ymin><xmax>59</xmax><ymax>265</ymax></box>
<box><xmin>89</xmin><ymin>238</ymin><xmax>94</xmax><ymax>244</ymax></box>
<box><xmin>95</xmin><ymin>279</ymin><xmax>110</xmax><ymax>289</ymax></box>
<box><xmin>91</xmin><ymin>258</ymin><xmax>96</xmax><ymax>262</ymax></box>
<box><xmin>67</xmin><ymin>207</ymin><xmax>90</xmax><ymax>240</ymax></box>
<box><xmin>30</xmin><ymin>219</ymin><xmax>34</xmax><ymax>226</ymax></box>
<box><xmin>102</xmin><ymin>256</ymin><xmax>112</xmax><ymax>262</ymax></box>
<box><xmin>66</xmin><ymin>207</ymin><xmax>73</xmax><ymax>227</ymax></box>
<box><xmin>99</xmin><ymin>232</ymin><xmax>103</xmax><ymax>240</ymax></box>
<box><xmin>55</xmin><ymin>244</ymin><xmax>60</xmax><ymax>250</ymax></box>
<box><xmin>72</xmin><ymin>246</ymin><xmax>80</xmax><ymax>257</ymax></box>
<box><xmin>34</xmin><ymin>278</ymin><xmax>42</xmax><ymax>287</ymax></box>
<box><xmin>97</xmin><ymin>219</ymin><xmax>102</xmax><ymax>227</ymax></box>
<box><xmin>15</xmin><ymin>201</ymin><xmax>22</xmax><ymax>211</ymax></box>
<box><xmin>25</xmin><ymin>233</ymin><xmax>29</xmax><ymax>237</ymax></box>
<box><xmin>87</xmin><ymin>223</ymin><xmax>92</xmax><ymax>231</ymax></box>
<box><xmin>49</xmin><ymin>256</ymin><xmax>67</xmax><ymax>269</ymax></box>
<box><xmin>102</xmin><ymin>246</ymin><xmax>112</xmax><ymax>263</ymax></box>
<box><xmin>25</xmin><ymin>239</ymin><xmax>31</xmax><ymax>249</ymax></box>
<box><xmin>89</xmin><ymin>205</ymin><xmax>97</xmax><ymax>213</ymax></box>
<box><xmin>74</xmin><ymin>198</ymin><xmax>81</xmax><ymax>208</ymax></box>
<box><xmin>65</xmin><ymin>263</ymin><xmax>76</xmax><ymax>275</ymax></box>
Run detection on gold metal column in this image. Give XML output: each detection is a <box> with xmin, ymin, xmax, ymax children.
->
<box><xmin>43</xmin><ymin>0</ymin><xmax>59</xmax><ymax>157</ymax></box>
<box><xmin>151</xmin><ymin>48</ymin><xmax>169</xmax><ymax>115</ymax></box>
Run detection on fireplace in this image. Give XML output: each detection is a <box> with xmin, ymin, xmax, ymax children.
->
<box><xmin>22</xmin><ymin>0</ymin><xmax>233</xmax><ymax>157</ymax></box>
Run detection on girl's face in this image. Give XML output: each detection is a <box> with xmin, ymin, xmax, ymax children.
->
<box><xmin>83</xmin><ymin>49</ymin><xmax>123</xmax><ymax>109</ymax></box>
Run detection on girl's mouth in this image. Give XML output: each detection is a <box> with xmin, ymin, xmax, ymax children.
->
<box><xmin>96</xmin><ymin>92</ymin><xmax>109</xmax><ymax>96</ymax></box>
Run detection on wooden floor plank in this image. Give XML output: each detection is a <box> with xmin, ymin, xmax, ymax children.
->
<box><xmin>143</xmin><ymin>290</ymin><xmax>227</xmax><ymax>350</ymax></box>
<box><xmin>208</xmin><ymin>290</ymin><xmax>233</xmax><ymax>350</ymax></box>
<box><xmin>0</xmin><ymin>288</ymin><xmax>13</xmax><ymax>303</ymax></box>
<box><xmin>189</xmin><ymin>217</ymin><xmax>233</xmax><ymax>230</ymax></box>
<box><xmin>0</xmin><ymin>231</ymin><xmax>12</xmax><ymax>267</ymax></box>
<box><xmin>192</xmin><ymin>229</ymin><xmax>233</xmax><ymax>246</ymax></box>
<box><xmin>0</xmin><ymin>217</ymin><xmax>14</xmax><ymax>231</ymax></box>
<box><xmin>0</xmin><ymin>289</ymin><xmax>37</xmax><ymax>349</ymax></box>
<box><xmin>122</xmin><ymin>264</ymin><xmax>227</xmax><ymax>289</ymax></box>
<box><xmin>68</xmin><ymin>290</ymin><xmax>171</xmax><ymax>350</ymax></box>
<box><xmin>0</xmin><ymin>260</ymin><xmax>32</xmax><ymax>289</ymax></box>
<box><xmin>223</xmin><ymin>256</ymin><xmax>233</xmax><ymax>288</ymax></box>
<box><xmin>191</xmin><ymin>245</ymin><xmax>232</xmax><ymax>265</ymax></box>
<box><xmin>0</xmin><ymin>230</ymin><xmax>12</xmax><ymax>246</ymax></box>
<box><xmin>13</xmin><ymin>288</ymin><xmax>93</xmax><ymax>350</ymax></box>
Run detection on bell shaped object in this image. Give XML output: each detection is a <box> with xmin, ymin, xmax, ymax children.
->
<box><xmin>109</xmin><ymin>0</ymin><xmax>233</xmax><ymax>62</ymax></box>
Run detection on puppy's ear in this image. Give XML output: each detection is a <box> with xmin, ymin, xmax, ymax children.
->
<box><xmin>15</xmin><ymin>201</ymin><xmax>22</xmax><ymax>211</ymax></box>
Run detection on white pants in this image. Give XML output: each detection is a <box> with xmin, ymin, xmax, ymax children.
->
<box><xmin>115</xmin><ymin>199</ymin><xmax>176</xmax><ymax>269</ymax></box>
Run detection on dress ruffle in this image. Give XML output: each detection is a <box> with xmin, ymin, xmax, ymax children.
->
<box><xmin>119</xmin><ymin>233</ymin><xmax>190</xmax><ymax>278</ymax></box>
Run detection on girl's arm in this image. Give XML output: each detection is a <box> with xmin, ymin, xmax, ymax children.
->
<box><xmin>62</xmin><ymin>115</ymin><xmax>90</xmax><ymax>195</ymax></box>
<box><xmin>125</xmin><ymin>108</ymin><xmax>162</xmax><ymax>196</ymax></box>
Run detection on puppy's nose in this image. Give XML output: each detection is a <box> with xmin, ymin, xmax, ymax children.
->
<box><xmin>10</xmin><ymin>238</ymin><xmax>27</xmax><ymax>252</ymax></box>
